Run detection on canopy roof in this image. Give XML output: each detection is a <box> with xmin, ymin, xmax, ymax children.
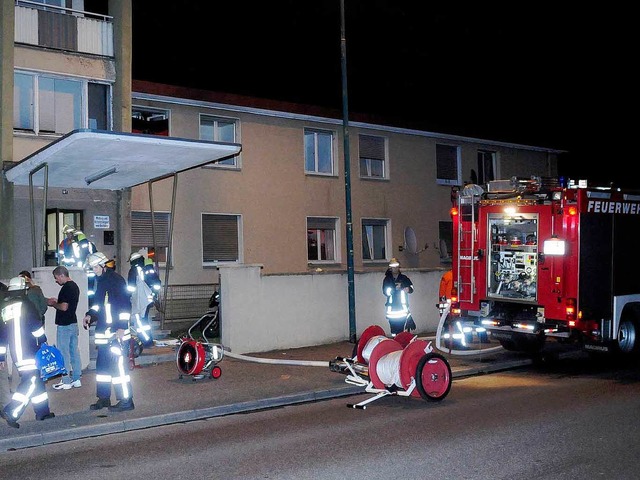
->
<box><xmin>5</xmin><ymin>129</ymin><xmax>242</xmax><ymax>190</ymax></box>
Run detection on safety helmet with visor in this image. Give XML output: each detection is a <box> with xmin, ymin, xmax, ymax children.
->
<box><xmin>62</xmin><ymin>224</ymin><xmax>76</xmax><ymax>235</ymax></box>
<box><xmin>7</xmin><ymin>276</ymin><xmax>27</xmax><ymax>291</ymax></box>
<box><xmin>85</xmin><ymin>251</ymin><xmax>109</xmax><ymax>269</ymax></box>
<box><xmin>388</xmin><ymin>258</ymin><xmax>400</xmax><ymax>268</ymax></box>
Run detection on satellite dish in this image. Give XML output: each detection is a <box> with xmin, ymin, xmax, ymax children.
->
<box><xmin>404</xmin><ymin>227</ymin><xmax>418</xmax><ymax>254</ymax></box>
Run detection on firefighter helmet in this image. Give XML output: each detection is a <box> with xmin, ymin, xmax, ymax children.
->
<box><xmin>129</xmin><ymin>251</ymin><xmax>143</xmax><ymax>263</ymax></box>
<box><xmin>62</xmin><ymin>224</ymin><xmax>75</xmax><ymax>235</ymax></box>
<box><xmin>389</xmin><ymin>258</ymin><xmax>400</xmax><ymax>268</ymax></box>
<box><xmin>86</xmin><ymin>251</ymin><xmax>109</xmax><ymax>268</ymax></box>
<box><xmin>7</xmin><ymin>276</ymin><xmax>27</xmax><ymax>291</ymax></box>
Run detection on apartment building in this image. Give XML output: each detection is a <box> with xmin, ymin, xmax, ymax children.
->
<box><xmin>1</xmin><ymin>2</ymin><xmax>563</xmax><ymax>348</ymax></box>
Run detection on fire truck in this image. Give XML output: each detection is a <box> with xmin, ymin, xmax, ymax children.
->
<box><xmin>447</xmin><ymin>176</ymin><xmax>640</xmax><ymax>357</ymax></box>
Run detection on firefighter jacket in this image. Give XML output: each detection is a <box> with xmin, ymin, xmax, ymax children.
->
<box><xmin>0</xmin><ymin>294</ymin><xmax>48</xmax><ymax>374</ymax></box>
<box><xmin>127</xmin><ymin>257</ymin><xmax>161</xmax><ymax>296</ymax></box>
<box><xmin>382</xmin><ymin>270</ymin><xmax>414</xmax><ymax>320</ymax></box>
<box><xmin>59</xmin><ymin>232</ymin><xmax>96</xmax><ymax>267</ymax></box>
<box><xmin>86</xmin><ymin>268</ymin><xmax>131</xmax><ymax>346</ymax></box>
<box><xmin>58</xmin><ymin>237</ymin><xmax>75</xmax><ymax>266</ymax></box>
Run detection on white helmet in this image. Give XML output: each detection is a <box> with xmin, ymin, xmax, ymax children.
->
<box><xmin>7</xmin><ymin>276</ymin><xmax>27</xmax><ymax>291</ymax></box>
<box><xmin>86</xmin><ymin>251</ymin><xmax>109</xmax><ymax>268</ymax></box>
<box><xmin>129</xmin><ymin>252</ymin><xmax>143</xmax><ymax>263</ymax></box>
<box><xmin>62</xmin><ymin>224</ymin><xmax>76</xmax><ymax>235</ymax></box>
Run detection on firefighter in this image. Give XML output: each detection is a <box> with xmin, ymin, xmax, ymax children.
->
<box><xmin>126</xmin><ymin>251</ymin><xmax>160</xmax><ymax>347</ymax></box>
<box><xmin>82</xmin><ymin>252</ymin><xmax>135</xmax><ymax>412</ymax></box>
<box><xmin>439</xmin><ymin>269</ymin><xmax>453</xmax><ymax>300</ymax></box>
<box><xmin>59</xmin><ymin>225</ymin><xmax>96</xmax><ymax>269</ymax></box>
<box><xmin>58</xmin><ymin>224</ymin><xmax>77</xmax><ymax>266</ymax></box>
<box><xmin>0</xmin><ymin>277</ymin><xmax>54</xmax><ymax>428</ymax></box>
<box><xmin>382</xmin><ymin>258</ymin><xmax>416</xmax><ymax>336</ymax></box>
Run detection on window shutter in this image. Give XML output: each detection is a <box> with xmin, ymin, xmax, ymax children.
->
<box><xmin>307</xmin><ymin>217</ymin><xmax>335</xmax><ymax>230</ymax></box>
<box><xmin>131</xmin><ymin>211</ymin><xmax>170</xmax><ymax>247</ymax></box>
<box><xmin>359</xmin><ymin>135</ymin><xmax>385</xmax><ymax>160</ymax></box>
<box><xmin>202</xmin><ymin>214</ymin><xmax>239</xmax><ymax>262</ymax></box>
<box><xmin>436</xmin><ymin>144</ymin><xmax>460</xmax><ymax>186</ymax></box>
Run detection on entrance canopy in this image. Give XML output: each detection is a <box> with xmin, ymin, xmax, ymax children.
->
<box><xmin>5</xmin><ymin>129</ymin><xmax>242</xmax><ymax>189</ymax></box>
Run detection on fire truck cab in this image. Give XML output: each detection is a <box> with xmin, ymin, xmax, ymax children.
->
<box><xmin>449</xmin><ymin>176</ymin><xmax>640</xmax><ymax>356</ymax></box>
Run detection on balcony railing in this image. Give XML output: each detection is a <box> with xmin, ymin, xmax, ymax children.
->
<box><xmin>14</xmin><ymin>1</ymin><xmax>113</xmax><ymax>57</ymax></box>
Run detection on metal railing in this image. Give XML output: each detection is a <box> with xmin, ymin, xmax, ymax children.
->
<box><xmin>154</xmin><ymin>283</ymin><xmax>218</xmax><ymax>328</ymax></box>
<box><xmin>14</xmin><ymin>1</ymin><xmax>114</xmax><ymax>56</ymax></box>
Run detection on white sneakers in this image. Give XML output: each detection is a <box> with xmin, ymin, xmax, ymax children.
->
<box><xmin>53</xmin><ymin>379</ymin><xmax>82</xmax><ymax>390</ymax></box>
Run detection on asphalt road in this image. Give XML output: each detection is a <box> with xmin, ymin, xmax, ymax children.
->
<box><xmin>3</xmin><ymin>355</ymin><xmax>640</xmax><ymax>479</ymax></box>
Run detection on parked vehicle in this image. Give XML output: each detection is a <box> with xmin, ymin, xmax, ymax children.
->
<box><xmin>447</xmin><ymin>176</ymin><xmax>640</xmax><ymax>357</ymax></box>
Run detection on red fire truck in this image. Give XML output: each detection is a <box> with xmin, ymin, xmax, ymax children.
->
<box><xmin>447</xmin><ymin>176</ymin><xmax>640</xmax><ymax>356</ymax></box>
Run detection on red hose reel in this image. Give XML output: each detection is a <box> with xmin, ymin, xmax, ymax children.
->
<box><xmin>332</xmin><ymin>325</ymin><xmax>452</xmax><ymax>409</ymax></box>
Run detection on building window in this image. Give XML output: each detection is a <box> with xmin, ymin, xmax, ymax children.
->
<box><xmin>131</xmin><ymin>211</ymin><xmax>171</xmax><ymax>264</ymax></box>
<box><xmin>362</xmin><ymin>218</ymin><xmax>389</xmax><ymax>261</ymax></box>
<box><xmin>438</xmin><ymin>221</ymin><xmax>453</xmax><ymax>264</ymax></box>
<box><xmin>477</xmin><ymin>150</ymin><xmax>496</xmax><ymax>185</ymax></box>
<box><xmin>307</xmin><ymin>217</ymin><xmax>339</xmax><ymax>262</ymax></box>
<box><xmin>14</xmin><ymin>71</ymin><xmax>111</xmax><ymax>134</ymax></box>
<box><xmin>132</xmin><ymin>107</ymin><xmax>169</xmax><ymax>136</ymax></box>
<box><xmin>359</xmin><ymin>134</ymin><xmax>387</xmax><ymax>179</ymax></box>
<box><xmin>304</xmin><ymin>128</ymin><xmax>334</xmax><ymax>175</ymax></box>
<box><xmin>200</xmin><ymin>115</ymin><xmax>239</xmax><ymax>167</ymax></box>
<box><xmin>436</xmin><ymin>143</ymin><xmax>461</xmax><ymax>186</ymax></box>
<box><xmin>202</xmin><ymin>213</ymin><xmax>241</xmax><ymax>265</ymax></box>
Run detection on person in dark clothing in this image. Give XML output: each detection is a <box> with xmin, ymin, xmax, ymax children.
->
<box><xmin>19</xmin><ymin>270</ymin><xmax>48</xmax><ymax>324</ymax></box>
<box><xmin>1</xmin><ymin>277</ymin><xmax>54</xmax><ymax>428</ymax></box>
<box><xmin>382</xmin><ymin>258</ymin><xmax>416</xmax><ymax>336</ymax></box>
<box><xmin>126</xmin><ymin>251</ymin><xmax>161</xmax><ymax>347</ymax></box>
<box><xmin>48</xmin><ymin>266</ymin><xmax>82</xmax><ymax>390</ymax></box>
<box><xmin>83</xmin><ymin>252</ymin><xmax>134</xmax><ymax>412</ymax></box>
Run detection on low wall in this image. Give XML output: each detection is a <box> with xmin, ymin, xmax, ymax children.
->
<box><xmin>3</xmin><ymin>265</ymin><xmax>448</xmax><ymax>360</ymax></box>
<box><xmin>219</xmin><ymin>265</ymin><xmax>446</xmax><ymax>354</ymax></box>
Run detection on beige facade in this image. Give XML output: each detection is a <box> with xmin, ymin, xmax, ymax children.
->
<box><xmin>130</xmin><ymin>81</ymin><xmax>559</xmax><ymax>285</ymax></box>
<box><xmin>1</xmin><ymin>1</ymin><xmax>561</xmax><ymax>289</ymax></box>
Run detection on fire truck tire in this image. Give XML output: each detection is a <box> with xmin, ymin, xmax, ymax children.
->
<box><xmin>499</xmin><ymin>333</ymin><xmax>545</xmax><ymax>353</ymax></box>
<box><xmin>415</xmin><ymin>353</ymin><xmax>452</xmax><ymax>402</ymax></box>
<box><xmin>616</xmin><ymin>317</ymin><xmax>640</xmax><ymax>356</ymax></box>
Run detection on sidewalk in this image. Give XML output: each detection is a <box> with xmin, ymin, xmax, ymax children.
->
<box><xmin>0</xmin><ymin>336</ymin><xmax>541</xmax><ymax>452</ymax></box>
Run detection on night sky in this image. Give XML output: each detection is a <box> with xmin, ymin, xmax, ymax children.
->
<box><xmin>132</xmin><ymin>3</ymin><xmax>636</xmax><ymax>188</ymax></box>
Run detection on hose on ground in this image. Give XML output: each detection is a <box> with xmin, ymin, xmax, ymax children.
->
<box><xmin>224</xmin><ymin>350</ymin><xmax>329</xmax><ymax>367</ymax></box>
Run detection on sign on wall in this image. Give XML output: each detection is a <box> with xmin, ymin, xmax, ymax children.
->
<box><xmin>94</xmin><ymin>215</ymin><xmax>110</xmax><ymax>229</ymax></box>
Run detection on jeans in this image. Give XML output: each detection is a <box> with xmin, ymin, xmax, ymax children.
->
<box><xmin>56</xmin><ymin>323</ymin><xmax>82</xmax><ymax>383</ymax></box>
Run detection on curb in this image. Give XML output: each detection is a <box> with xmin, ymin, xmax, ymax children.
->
<box><xmin>0</xmin><ymin>357</ymin><xmax>534</xmax><ymax>452</ymax></box>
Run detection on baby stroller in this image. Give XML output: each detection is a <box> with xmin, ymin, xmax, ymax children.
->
<box><xmin>176</xmin><ymin>289</ymin><xmax>224</xmax><ymax>380</ymax></box>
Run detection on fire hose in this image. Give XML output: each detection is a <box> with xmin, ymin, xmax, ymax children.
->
<box><xmin>435</xmin><ymin>302</ymin><xmax>503</xmax><ymax>356</ymax></box>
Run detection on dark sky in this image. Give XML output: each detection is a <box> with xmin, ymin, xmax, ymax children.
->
<box><xmin>132</xmin><ymin>3</ymin><xmax>636</xmax><ymax>188</ymax></box>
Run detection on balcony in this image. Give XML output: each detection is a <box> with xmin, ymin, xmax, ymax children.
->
<box><xmin>14</xmin><ymin>0</ymin><xmax>113</xmax><ymax>57</ymax></box>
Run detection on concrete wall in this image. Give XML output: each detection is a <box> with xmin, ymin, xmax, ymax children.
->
<box><xmin>219</xmin><ymin>264</ymin><xmax>445</xmax><ymax>354</ymax></box>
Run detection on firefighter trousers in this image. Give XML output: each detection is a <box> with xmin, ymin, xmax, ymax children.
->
<box><xmin>2</xmin><ymin>370</ymin><xmax>51</xmax><ymax>421</ymax></box>
<box><xmin>94</xmin><ymin>342</ymin><xmax>133</xmax><ymax>403</ymax></box>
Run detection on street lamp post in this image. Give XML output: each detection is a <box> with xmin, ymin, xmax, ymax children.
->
<box><xmin>340</xmin><ymin>0</ymin><xmax>357</xmax><ymax>343</ymax></box>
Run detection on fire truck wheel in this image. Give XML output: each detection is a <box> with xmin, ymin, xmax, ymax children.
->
<box><xmin>616</xmin><ymin>317</ymin><xmax>640</xmax><ymax>355</ymax></box>
<box><xmin>416</xmin><ymin>353</ymin><xmax>452</xmax><ymax>402</ymax></box>
<box><xmin>500</xmin><ymin>332</ymin><xmax>545</xmax><ymax>353</ymax></box>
